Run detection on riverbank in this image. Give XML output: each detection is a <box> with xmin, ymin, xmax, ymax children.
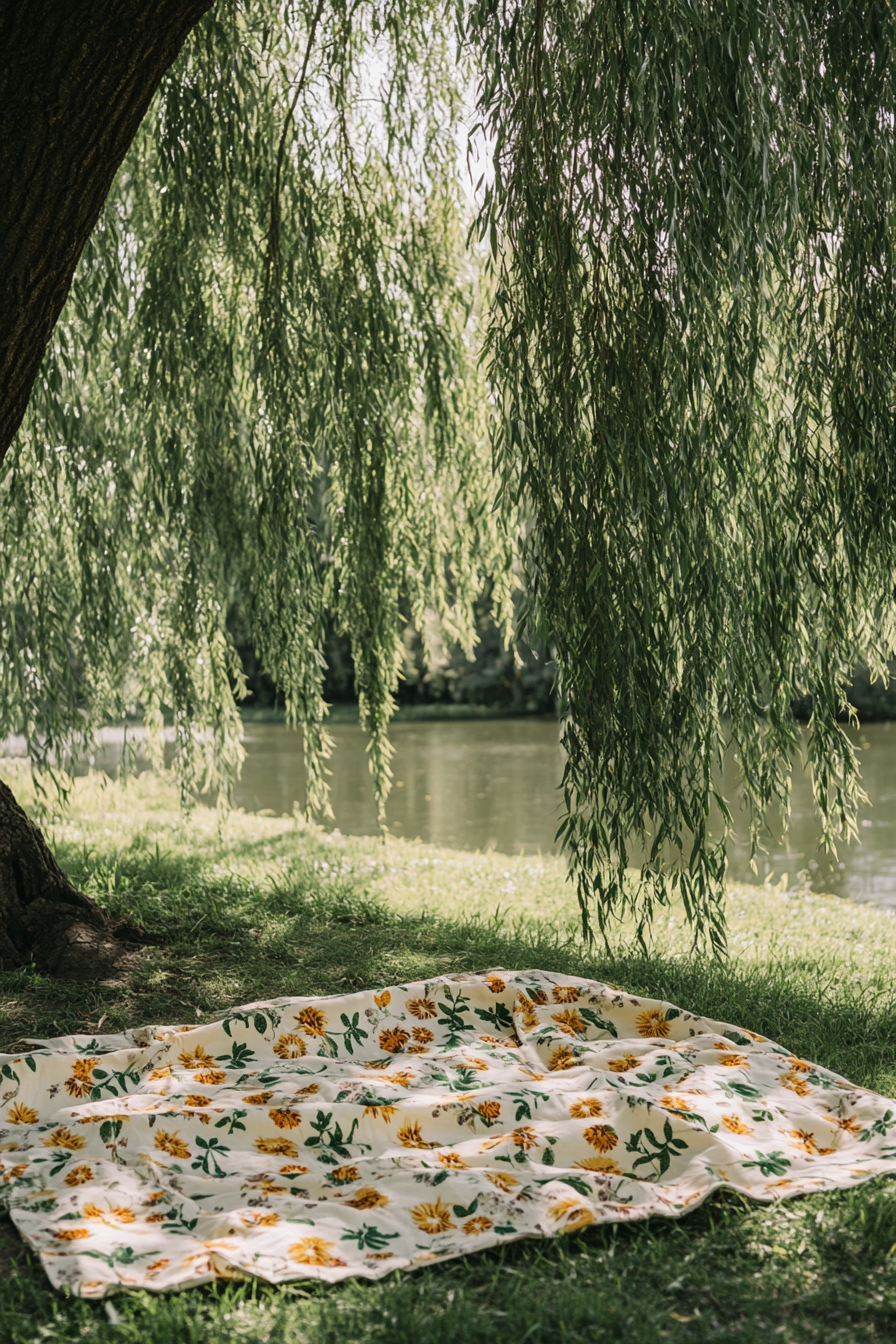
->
<box><xmin>2</xmin><ymin>766</ymin><xmax>896</xmax><ymax>1341</ymax></box>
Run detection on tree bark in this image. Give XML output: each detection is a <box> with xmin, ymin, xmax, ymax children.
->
<box><xmin>0</xmin><ymin>779</ymin><xmax>148</xmax><ymax>977</ymax></box>
<box><xmin>0</xmin><ymin>2</ymin><xmax>214</xmax><ymax>971</ymax></box>
<box><xmin>0</xmin><ymin>0</ymin><xmax>215</xmax><ymax>463</ymax></box>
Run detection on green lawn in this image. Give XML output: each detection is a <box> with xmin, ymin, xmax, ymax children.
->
<box><xmin>3</xmin><ymin>765</ymin><xmax>896</xmax><ymax>1342</ymax></box>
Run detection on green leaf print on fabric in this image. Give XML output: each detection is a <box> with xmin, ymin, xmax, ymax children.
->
<box><xmin>742</xmin><ymin>1151</ymin><xmax>792</xmax><ymax>1178</ymax></box>
<box><xmin>625</xmin><ymin>1120</ymin><xmax>689</xmax><ymax>1178</ymax></box>
<box><xmin>6</xmin><ymin>970</ymin><xmax>896</xmax><ymax>1300</ymax></box>
<box><xmin>191</xmin><ymin>1137</ymin><xmax>230</xmax><ymax>1176</ymax></box>
<box><xmin>216</xmin><ymin>1042</ymin><xmax>257</xmax><ymax>1069</ymax></box>
<box><xmin>341</xmin><ymin>1224</ymin><xmax>400</xmax><ymax>1251</ymax></box>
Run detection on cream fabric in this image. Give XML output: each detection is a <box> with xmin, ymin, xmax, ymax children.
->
<box><xmin>2</xmin><ymin>968</ymin><xmax>895</xmax><ymax>1298</ymax></box>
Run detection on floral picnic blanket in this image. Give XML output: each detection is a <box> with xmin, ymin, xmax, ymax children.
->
<box><xmin>2</xmin><ymin>969</ymin><xmax>896</xmax><ymax>1298</ymax></box>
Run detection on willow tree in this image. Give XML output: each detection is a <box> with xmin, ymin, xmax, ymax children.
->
<box><xmin>2</xmin><ymin>2</ymin><xmax>895</xmax><ymax>974</ymax></box>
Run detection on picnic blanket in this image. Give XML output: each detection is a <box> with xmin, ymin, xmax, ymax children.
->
<box><xmin>2</xmin><ymin>968</ymin><xmax>895</xmax><ymax>1298</ymax></box>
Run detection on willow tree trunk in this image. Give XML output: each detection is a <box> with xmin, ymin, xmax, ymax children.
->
<box><xmin>0</xmin><ymin>781</ymin><xmax>148</xmax><ymax>976</ymax></box>
<box><xmin>0</xmin><ymin>0</ymin><xmax>213</xmax><ymax>974</ymax></box>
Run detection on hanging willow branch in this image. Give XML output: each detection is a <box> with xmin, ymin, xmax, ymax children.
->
<box><xmin>468</xmin><ymin>0</ymin><xmax>896</xmax><ymax>948</ymax></box>
<box><xmin>3</xmin><ymin>0</ymin><xmax>896</xmax><ymax>952</ymax></box>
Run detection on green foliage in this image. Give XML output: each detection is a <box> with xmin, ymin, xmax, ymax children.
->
<box><xmin>0</xmin><ymin>0</ymin><xmax>510</xmax><ymax>823</ymax></box>
<box><xmin>6</xmin><ymin>2</ymin><xmax>896</xmax><ymax>945</ymax></box>
<box><xmin>469</xmin><ymin>0</ymin><xmax>896</xmax><ymax>946</ymax></box>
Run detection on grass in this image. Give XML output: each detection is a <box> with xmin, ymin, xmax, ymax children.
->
<box><xmin>3</xmin><ymin>763</ymin><xmax>896</xmax><ymax>1342</ymax></box>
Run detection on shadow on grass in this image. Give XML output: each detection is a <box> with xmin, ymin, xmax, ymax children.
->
<box><xmin>3</xmin><ymin>857</ymin><xmax>896</xmax><ymax>1341</ymax></box>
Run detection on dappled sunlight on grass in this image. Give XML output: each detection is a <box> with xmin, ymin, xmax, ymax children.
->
<box><xmin>2</xmin><ymin>765</ymin><xmax>896</xmax><ymax>1339</ymax></box>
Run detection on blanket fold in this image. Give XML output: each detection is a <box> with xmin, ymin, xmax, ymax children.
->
<box><xmin>2</xmin><ymin>968</ymin><xmax>894</xmax><ymax>1297</ymax></box>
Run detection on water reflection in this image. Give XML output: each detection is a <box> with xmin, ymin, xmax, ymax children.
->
<box><xmin>235</xmin><ymin>718</ymin><xmax>896</xmax><ymax>909</ymax></box>
<box><xmin>9</xmin><ymin>716</ymin><xmax>896</xmax><ymax>908</ymax></box>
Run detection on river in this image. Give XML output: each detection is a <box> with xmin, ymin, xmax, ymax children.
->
<box><xmin>7</xmin><ymin>715</ymin><xmax>896</xmax><ymax>908</ymax></box>
<box><xmin>234</xmin><ymin>717</ymin><xmax>896</xmax><ymax>909</ymax></box>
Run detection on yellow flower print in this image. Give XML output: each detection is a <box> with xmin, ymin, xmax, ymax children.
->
<box><xmin>279</xmin><ymin>1163</ymin><xmax>310</xmax><ymax>1174</ymax></box>
<box><xmin>345</xmin><ymin>1186</ymin><xmax>390</xmax><ymax>1210</ymax></box>
<box><xmin>569</xmin><ymin>1098</ymin><xmax>604</xmax><ymax>1118</ymax></box>
<box><xmin>826</xmin><ymin>1114</ymin><xmax>862</xmax><ymax>1135</ymax></box>
<box><xmin>7</xmin><ymin>1103</ymin><xmax>38</xmax><ymax>1126</ymax></box>
<box><xmin>146</xmin><ymin>1259</ymin><xmax>170</xmax><ymax>1275</ymax></box>
<box><xmin>373</xmin><ymin>990</ymin><xmax>391</xmax><ymax>1009</ymax></box>
<box><xmin>407</xmin><ymin>1045</ymin><xmax>430</xmax><ymax>1055</ymax></box>
<box><xmin>411</xmin><ymin>1198</ymin><xmax>455</xmax><ymax>1235</ymax></box>
<box><xmin>465</xmin><ymin>1056</ymin><xmax>490</xmax><ymax>1071</ymax></box>
<box><xmin>379</xmin><ymin>1027</ymin><xmax>410</xmax><ymax>1054</ymax></box>
<box><xmin>479</xmin><ymin>1034</ymin><xmax>521</xmax><ymax>1048</ymax></box>
<box><xmin>437</xmin><ymin>1151</ymin><xmax>470</xmax><ymax>1169</ymax></box>
<box><xmin>288</xmin><ymin>1237</ymin><xmax>347</xmax><ymax>1267</ymax></box>
<box><xmin>485</xmin><ymin>1171</ymin><xmax>520</xmax><ymax>1192</ymax></box>
<box><xmin>549</xmin><ymin>1198</ymin><xmax>595</xmax><ymax>1231</ymax></box>
<box><xmin>606</xmin><ymin>1055</ymin><xmax>641</xmax><ymax>1074</ymax></box>
<box><xmin>516</xmin><ymin>994</ymin><xmax>539</xmax><ymax>1030</ymax></box>
<box><xmin>381</xmin><ymin>1071</ymin><xmax>414</xmax><ymax>1089</ymax></box>
<box><xmin>51</xmin><ymin>1227</ymin><xmax>90</xmax><ymax>1241</ymax></box>
<box><xmin>463</xmin><ymin>1215</ymin><xmax>494</xmax><ymax>1235</ymax></box>
<box><xmin>63</xmin><ymin>1165</ymin><xmax>94</xmax><ymax>1187</ymax></box>
<box><xmin>255</xmin><ymin>1137</ymin><xmax>298</xmax><ymax>1157</ymax></box>
<box><xmin>269</xmin><ymin>1108</ymin><xmax>302</xmax><ymax>1130</ymax></box>
<box><xmin>478</xmin><ymin>1101</ymin><xmax>502</xmax><ymax>1123</ymax></box>
<box><xmin>243</xmin><ymin>1092</ymin><xmax>274</xmax><ymax>1105</ymax></box>
<box><xmin>294</xmin><ymin>1083</ymin><xmax>320</xmax><ymax>1097</ymax></box>
<box><xmin>718</xmin><ymin>1055</ymin><xmax>749</xmax><ymax>1069</ymax></box>
<box><xmin>178</xmin><ymin>1047</ymin><xmax>216</xmax><ymax>1069</ymax></box>
<box><xmin>330</xmin><ymin>1165</ymin><xmax>359</xmax><ymax>1183</ymax></box>
<box><xmin>363</xmin><ymin>1103</ymin><xmax>397</xmax><ymax>1122</ymax></box>
<box><xmin>148</xmin><ymin>1067</ymin><xmax>172</xmax><ymax>1081</ymax></box>
<box><xmin>412</xmin><ymin>1027</ymin><xmax>434</xmax><ymax>1044</ymax></box>
<box><xmin>407</xmin><ymin>998</ymin><xmax>437</xmax><ymax>1020</ymax></box>
<box><xmin>273</xmin><ymin>1034</ymin><xmax>307</xmax><ymax>1060</ymax></box>
<box><xmin>259</xmin><ymin>1180</ymin><xmax>287</xmax><ymax>1195</ymax></box>
<box><xmin>155</xmin><ymin>1130</ymin><xmax>191</xmax><ymax>1159</ymax></box>
<box><xmin>194</xmin><ymin>1070</ymin><xmax>227</xmax><ymax>1086</ymax></box>
<box><xmin>295</xmin><ymin>1006</ymin><xmax>328</xmax><ymax>1037</ymax></box>
<box><xmin>531</xmin><ymin>990</ymin><xmax>548</xmax><ymax>1005</ymax></box>
<box><xmin>367</xmin><ymin>1251</ymin><xmax>395</xmax><ymax>1260</ymax></box>
<box><xmin>635</xmin><ymin>1010</ymin><xmax>670</xmax><ymax>1039</ymax></box>
<box><xmin>552</xmin><ymin>1009</ymin><xmax>586</xmax><ymax>1036</ymax></box>
<box><xmin>42</xmin><ymin>1127</ymin><xmax>85</xmax><ymax>1151</ymax></box>
<box><xmin>84</xmin><ymin>1202</ymin><xmax>136</xmax><ymax>1225</ymax></box>
<box><xmin>574</xmin><ymin>1156</ymin><xmax>622</xmax><ymax>1174</ymax></box>
<box><xmin>64</xmin><ymin>1058</ymin><xmax>98</xmax><ymax>1098</ymax></box>
<box><xmin>786</xmin><ymin>1057</ymin><xmax>813</xmax><ymax>1073</ymax></box>
<box><xmin>583</xmin><ymin>1124</ymin><xmax>618</xmax><ymax>1153</ymax></box>
<box><xmin>486</xmin><ymin>975</ymin><xmax>506</xmax><ymax>994</ymax></box>
<box><xmin>551</xmin><ymin>986</ymin><xmax>580</xmax><ymax>1003</ymax></box>
<box><xmin>512</xmin><ymin>1126</ymin><xmax>538</xmax><ymax>1150</ymax></box>
<box><xmin>549</xmin><ymin>1046</ymin><xmax>578</xmax><ymax>1071</ymax></box>
<box><xmin>781</xmin><ymin>1071</ymin><xmax>810</xmax><ymax>1097</ymax></box>
<box><xmin>660</xmin><ymin>1096</ymin><xmax>693</xmax><ymax>1113</ymax></box>
<box><xmin>397</xmin><ymin>1121</ymin><xmax>437</xmax><ymax>1149</ymax></box>
<box><xmin>786</xmin><ymin>1128</ymin><xmax>819</xmax><ymax>1154</ymax></box>
<box><xmin>721</xmin><ymin>1114</ymin><xmax>752</xmax><ymax>1136</ymax></box>
<box><xmin>182</xmin><ymin>1094</ymin><xmax>212</xmax><ymax>1108</ymax></box>
<box><xmin>242</xmin><ymin>1211</ymin><xmax>281</xmax><ymax>1226</ymax></box>
<box><xmin>145</xmin><ymin>1213</ymin><xmax>168</xmax><ymax>1223</ymax></box>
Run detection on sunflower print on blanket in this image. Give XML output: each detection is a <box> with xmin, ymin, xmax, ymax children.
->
<box><xmin>2</xmin><ymin>969</ymin><xmax>896</xmax><ymax>1298</ymax></box>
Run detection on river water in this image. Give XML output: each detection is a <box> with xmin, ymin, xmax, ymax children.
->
<box><xmin>233</xmin><ymin>717</ymin><xmax>896</xmax><ymax>909</ymax></box>
<box><xmin>7</xmin><ymin>716</ymin><xmax>896</xmax><ymax>908</ymax></box>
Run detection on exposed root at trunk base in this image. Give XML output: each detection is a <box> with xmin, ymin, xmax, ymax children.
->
<box><xmin>0</xmin><ymin>778</ymin><xmax>148</xmax><ymax>979</ymax></box>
